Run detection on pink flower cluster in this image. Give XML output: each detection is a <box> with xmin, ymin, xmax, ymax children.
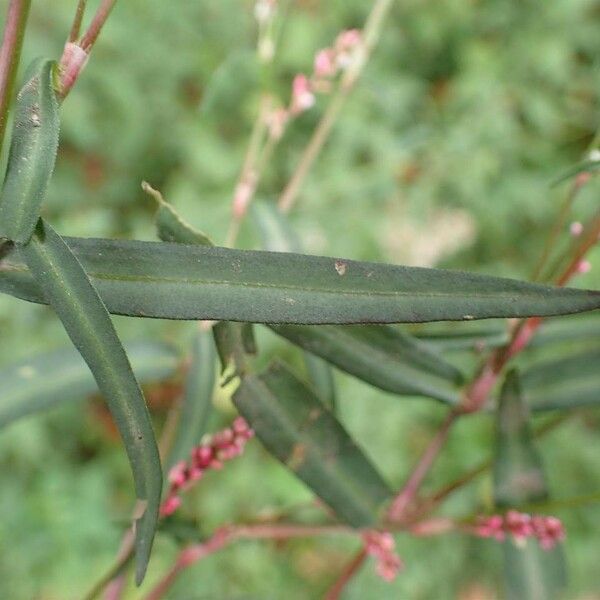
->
<box><xmin>266</xmin><ymin>29</ymin><xmax>363</xmax><ymax>139</ymax></box>
<box><xmin>161</xmin><ymin>417</ymin><xmax>254</xmax><ymax>517</ymax></box>
<box><xmin>362</xmin><ymin>530</ymin><xmax>404</xmax><ymax>582</ymax></box>
<box><xmin>475</xmin><ymin>510</ymin><xmax>565</xmax><ymax>550</ymax></box>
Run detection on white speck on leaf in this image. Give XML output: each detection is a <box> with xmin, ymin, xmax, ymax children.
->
<box><xmin>334</xmin><ymin>260</ymin><xmax>347</xmax><ymax>275</ymax></box>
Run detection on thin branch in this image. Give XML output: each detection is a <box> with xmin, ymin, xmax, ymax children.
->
<box><xmin>80</xmin><ymin>0</ymin><xmax>117</xmax><ymax>51</ymax></box>
<box><xmin>278</xmin><ymin>0</ymin><xmax>395</xmax><ymax>214</ymax></box>
<box><xmin>387</xmin><ymin>410</ymin><xmax>458</xmax><ymax>522</ymax></box>
<box><xmin>0</xmin><ymin>0</ymin><xmax>31</xmax><ymax>157</ymax></box>
<box><xmin>69</xmin><ymin>0</ymin><xmax>88</xmax><ymax>43</ymax></box>
<box><xmin>323</xmin><ymin>549</ymin><xmax>368</xmax><ymax>600</ymax></box>
<box><xmin>144</xmin><ymin>523</ymin><xmax>354</xmax><ymax>600</ymax></box>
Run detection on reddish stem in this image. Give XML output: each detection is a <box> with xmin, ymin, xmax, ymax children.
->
<box><xmin>80</xmin><ymin>0</ymin><xmax>116</xmax><ymax>51</ymax></box>
<box><xmin>69</xmin><ymin>0</ymin><xmax>88</xmax><ymax>43</ymax></box>
<box><xmin>323</xmin><ymin>549</ymin><xmax>368</xmax><ymax>600</ymax></box>
<box><xmin>0</xmin><ymin>0</ymin><xmax>31</xmax><ymax>157</ymax></box>
<box><xmin>144</xmin><ymin>523</ymin><xmax>354</xmax><ymax>600</ymax></box>
<box><xmin>387</xmin><ymin>411</ymin><xmax>457</xmax><ymax>522</ymax></box>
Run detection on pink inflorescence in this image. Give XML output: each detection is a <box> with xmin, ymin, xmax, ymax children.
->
<box><xmin>160</xmin><ymin>417</ymin><xmax>254</xmax><ymax>517</ymax></box>
<box><xmin>266</xmin><ymin>29</ymin><xmax>363</xmax><ymax>138</ymax></box>
<box><xmin>475</xmin><ymin>510</ymin><xmax>565</xmax><ymax>550</ymax></box>
<box><xmin>362</xmin><ymin>530</ymin><xmax>404</xmax><ymax>582</ymax></box>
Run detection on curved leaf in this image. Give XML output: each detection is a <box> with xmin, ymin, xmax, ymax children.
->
<box><xmin>20</xmin><ymin>220</ymin><xmax>161</xmax><ymax>585</ymax></box>
<box><xmin>0</xmin><ymin>341</ymin><xmax>180</xmax><ymax>428</ymax></box>
<box><xmin>494</xmin><ymin>371</ymin><xmax>567</xmax><ymax>600</ymax></box>
<box><xmin>0</xmin><ymin>59</ymin><xmax>59</xmax><ymax>244</ymax></box>
<box><xmin>1</xmin><ymin>237</ymin><xmax>599</xmax><ymax>323</ymax></box>
<box><xmin>166</xmin><ymin>328</ymin><xmax>216</xmax><ymax>469</ymax></box>
<box><xmin>233</xmin><ymin>362</ymin><xmax>391</xmax><ymax>526</ymax></box>
<box><xmin>523</xmin><ymin>347</ymin><xmax>600</xmax><ymax>411</ymax></box>
<box><xmin>271</xmin><ymin>324</ymin><xmax>463</xmax><ymax>404</ymax></box>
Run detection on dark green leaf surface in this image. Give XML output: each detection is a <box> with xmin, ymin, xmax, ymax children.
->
<box><xmin>271</xmin><ymin>324</ymin><xmax>463</xmax><ymax>404</ymax></box>
<box><xmin>0</xmin><ymin>59</ymin><xmax>60</xmax><ymax>244</ymax></box>
<box><xmin>1</xmin><ymin>237</ymin><xmax>599</xmax><ymax>323</ymax></box>
<box><xmin>20</xmin><ymin>220</ymin><xmax>161</xmax><ymax>585</ymax></box>
<box><xmin>304</xmin><ymin>353</ymin><xmax>337</xmax><ymax>412</ymax></box>
<box><xmin>148</xmin><ymin>182</ymin><xmax>213</xmax><ymax>247</ymax></box>
<box><xmin>523</xmin><ymin>348</ymin><xmax>600</xmax><ymax>411</ymax></box>
<box><xmin>166</xmin><ymin>329</ymin><xmax>216</xmax><ymax>469</ymax></box>
<box><xmin>0</xmin><ymin>341</ymin><xmax>180</xmax><ymax>428</ymax></box>
<box><xmin>233</xmin><ymin>362</ymin><xmax>391</xmax><ymax>526</ymax></box>
<box><xmin>494</xmin><ymin>371</ymin><xmax>567</xmax><ymax>600</ymax></box>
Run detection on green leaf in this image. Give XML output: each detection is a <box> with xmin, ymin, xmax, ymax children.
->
<box><xmin>19</xmin><ymin>220</ymin><xmax>161</xmax><ymax>585</ymax></box>
<box><xmin>0</xmin><ymin>59</ymin><xmax>60</xmax><ymax>244</ymax></box>
<box><xmin>166</xmin><ymin>328</ymin><xmax>216</xmax><ymax>470</ymax></box>
<box><xmin>494</xmin><ymin>370</ymin><xmax>567</xmax><ymax>600</ymax></box>
<box><xmin>1</xmin><ymin>237</ymin><xmax>599</xmax><ymax>323</ymax></box>
<box><xmin>233</xmin><ymin>362</ymin><xmax>391</xmax><ymax>526</ymax></box>
<box><xmin>0</xmin><ymin>341</ymin><xmax>180</xmax><ymax>428</ymax></box>
<box><xmin>271</xmin><ymin>324</ymin><xmax>463</xmax><ymax>404</ymax></box>
<box><xmin>523</xmin><ymin>347</ymin><xmax>600</xmax><ymax>411</ymax></box>
<box><xmin>143</xmin><ymin>181</ymin><xmax>213</xmax><ymax>247</ymax></box>
<box><xmin>413</xmin><ymin>322</ymin><xmax>509</xmax><ymax>352</ymax></box>
<box><xmin>304</xmin><ymin>353</ymin><xmax>337</xmax><ymax>412</ymax></box>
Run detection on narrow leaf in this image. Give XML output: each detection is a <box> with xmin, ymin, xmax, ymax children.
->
<box><xmin>271</xmin><ymin>324</ymin><xmax>463</xmax><ymax>404</ymax></box>
<box><xmin>1</xmin><ymin>237</ymin><xmax>599</xmax><ymax>323</ymax></box>
<box><xmin>20</xmin><ymin>220</ymin><xmax>161</xmax><ymax>585</ymax></box>
<box><xmin>143</xmin><ymin>181</ymin><xmax>213</xmax><ymax>247</ymax></box>
<box><xmin>233</xmin><ymin>362</ymin><xmax>391</xmax><ymax>526</ymax></box>
<box><xmin>523</xmin><ymin>347</ymin><xmax>600</xmax><ymax>411</ymax></box>
<box><xmin>0</xmin><ymin>59</ymin><xmax>60</xmax><ymax>244</ymax></box>
<box><xmin>304</xmin><ymin>353</ymin><xmax>337</xmax><ymax>412</ymax></box>
<box><xmin>0</xmin><ymin>341</ymin><xmax>180</xmax><ymax>428</ymax></box>
<box><xmin>166</xmin><ymin>328</ymin><xmax>216</xmax><ymax>469</ymax></box>
<box><xmin>494</xmin><ymin>370</ymin><xmax>567</xmax><ymax>600</ymax></box>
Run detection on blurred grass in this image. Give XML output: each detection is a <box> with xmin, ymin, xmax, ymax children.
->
<box><xmin>0</xmin><ymin>0</ymin><xmax>599</xmax><ymax>598</ymax></box>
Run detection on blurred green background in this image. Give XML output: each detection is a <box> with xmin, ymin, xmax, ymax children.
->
<box><xmin>1</xmin><ymin>0</ymin><xmax>600</xmax><ymax>598</ymax></box>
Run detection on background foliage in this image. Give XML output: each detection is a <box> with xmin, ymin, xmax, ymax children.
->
<box><xmin>0</xmin><ymin>0</ymin><xmax>599</xmax><ymax>597</ymax></box>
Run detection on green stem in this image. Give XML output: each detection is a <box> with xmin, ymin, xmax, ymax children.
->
<box><xmin>69</xmin><ymin>0</ymin><xmax>88</xmax><ymax>43</ymax></box>
<box><xmin>0</xmin><ymin>0</ymin><xmax>31</xmax><ymax>158</ymax></box>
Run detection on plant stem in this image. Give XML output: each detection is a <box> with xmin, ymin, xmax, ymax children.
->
<box><xmin>323</xmin><ymin>548</ymin><xmax>368</xmax><ymax>600</ymax></box>
<box><xmin>0</xmin><ymin>0</ymin><xmax>31</xmax><ymax>158</ymax></box>
<box><xmin>278</xmin><ymin>0</ymin><xmax>395</xmax><ymax>214</ymax></box>
<box><xmin>69</xmin><ymin>0</ymin><xmax>88</xmax><ymax>43</ymax></box>
<box><xmin>80</xmin><ymin>0</ymin><xmax>117</xmax><ymax>51</ymax></box>
<box><xmin>461</xmin><ymin>209</ymin><xmax>600</xmax><ymax>413</ymax></box>
<box><xmin>387</xmin><ymin>410</ymin><xmax>458</xmax><ymax>522</ymax></box>
<box><xmin>144</xmin><ymin>523</ymin><xmax>354</xmax><ymax>600</ymax></box>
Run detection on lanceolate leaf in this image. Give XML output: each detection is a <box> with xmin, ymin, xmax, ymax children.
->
<box><xmin>304</xmin><ymin>353</ymin><xmax>337</xmax><ymax>412</ymax></box>
<box><xmin>522</xmin><ymin>347</ymin><xmax>600</xmax><ymax>411</ymax></box>
<box><xmin>1</xmin><ymin>237</ymin><xmax>599</xmax><ymax>323</ymax></box>
<box><xmin>146</xmin><ymin>181</ymin><xmax>213</xmax><ymax>247</ymax></box>
<box><xmin>233</xmin><ymin>362</ymin><xmax>391</xmax><ymax>526</ymax></box>
<box><xmin>252</xmin><ymin>201</ymin><xmax>337</xmax><ymax>411</ymax></box>
<box><xmin>271</xmin><ymin>324</ymin><xmax>463</xmax><ymax>404</ymax></box>
<box><xmin>20</xmin><ymin>220</ymin><xmax>161</xmax><ymax>585</ymax></box>
<box><xmin>166</xmin><ymin>328</ymin><xmax>216</xmax><ymax>470</ymax></box>
<box><xmin>0</xmin><ymin>341</ymin><xmax>180</xmax><ymax>428</ymax></box>
<box><xmin>494</xmin><ymin>371</ymin><xmax>567</xmax><ymax>600</ymax></box>
<box><xmin>0</xmin><ymin>59</ymin><xmax>60</xmax><ymax>244</ymax></box>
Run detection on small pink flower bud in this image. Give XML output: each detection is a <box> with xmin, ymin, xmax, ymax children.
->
<box><xmin>335</xmin><ymin>29</ymin><xmax>362</xmax><ymax>51</ymax></box>
<box><xmin>168</xmin><ymin>461</ymin><xmax>188</xmax><ymax>488</ymax></box>
<box><xmin>314</xmin><ymin>49</ymin><xmax>337</xmax><ymax>78</ymax></box>
<box><xmin>576</xmin><ymin>260</ymin><xmax>592</xmax><ymax>274</ymax></box>
<box><xmin>290</xmin><ymin>74</ymin><xmax>315</xmax><ymax>114</ymax></box>
<box><xmin>570</xmin><ymin>221</ymin><xmax>584</xmax><ymax>237</ymax></box>
<box><xmin>160</xmin><ymin>495</ymin><xmax>181</xmax><ymax>517</ymax></box>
